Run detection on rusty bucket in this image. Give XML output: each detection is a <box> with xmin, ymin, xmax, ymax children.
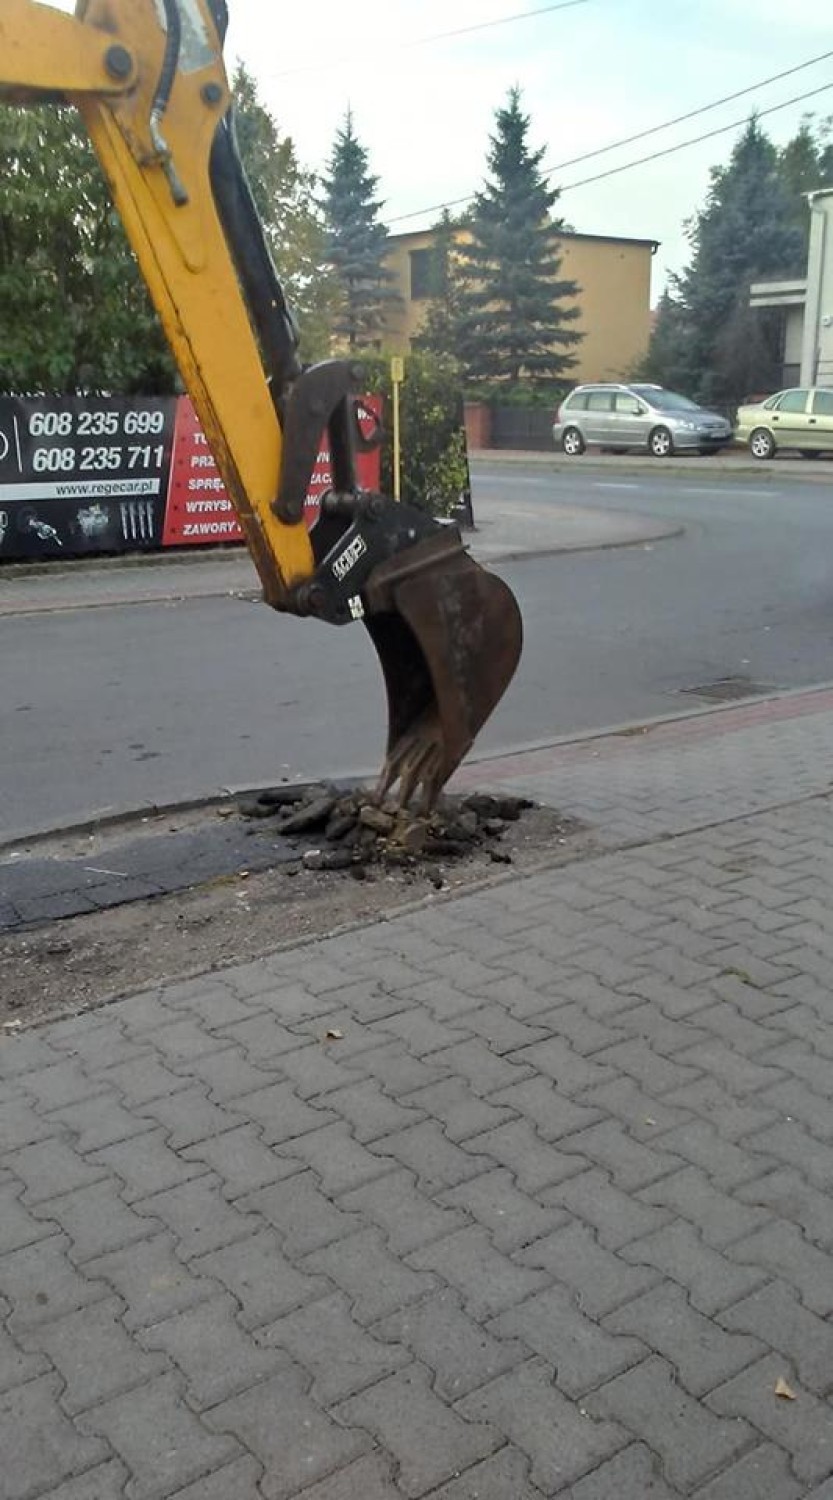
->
<box><xmin>364</xmin><ymin>528</ymin><xmax>523</xmax><ymax>809</ymax></box>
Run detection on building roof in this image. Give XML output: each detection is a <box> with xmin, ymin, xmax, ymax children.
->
<box><xmin>387</xmin><ymin>226</ymin><xmax>660</xmax><ymax>251</ymax></box>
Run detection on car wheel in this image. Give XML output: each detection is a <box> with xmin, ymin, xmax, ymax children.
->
<box><xmin>649</xmin><ymin>426</ymin><xmax>673</xmax><ymax>458</ymax></box>
<box><xmin>749</xmin><ymin>427</ymin><xmax>775</xmax><ymax>461</ymax></box>
<box><xmin>800</xmin><ymin>451</ymin><xmax>821</xmax><ymax>460</ymax></box>
<box><xmin>561</xmin><ymin>427</ymin><xmax>585</xmax><ymax>457</ymax></box>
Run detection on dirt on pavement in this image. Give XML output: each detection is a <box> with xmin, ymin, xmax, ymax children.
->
<box><xmin>0</xmin><ymin>801</ymin><xmax>590</xmax><ymax>1030</ymax></box>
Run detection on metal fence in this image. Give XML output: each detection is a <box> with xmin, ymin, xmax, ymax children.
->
<box><xmin>489</xmin><ymin>405</ymin><xmax>554</xmax><ymax>451</ymax></box>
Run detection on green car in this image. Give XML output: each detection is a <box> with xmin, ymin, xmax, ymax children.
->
<box><xmin>736</xmin><ymin>387</ymin><xmax>833</xmax><ymax>459</ymax></box>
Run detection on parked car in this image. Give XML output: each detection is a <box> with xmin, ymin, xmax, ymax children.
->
<box><xmin>735</xmin><ymin>387</ymin><xmax>833</xmax><ymax>459</ymax></box>
<box><xmin>553</xmin><ymin>383</ymin><xmax>732</xmax><ymax>458</ymax></box>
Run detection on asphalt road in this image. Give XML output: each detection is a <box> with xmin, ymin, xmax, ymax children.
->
<box><xmin>4</xmin><ymin>460</ymin><xmax>833</xmax><ymax>840</ymax></box>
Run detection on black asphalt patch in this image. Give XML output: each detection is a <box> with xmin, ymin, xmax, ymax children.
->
<box><xmin>0</xmin><ymin>819</ymin><xmax>299</xmax><ymax>934</ymax></box>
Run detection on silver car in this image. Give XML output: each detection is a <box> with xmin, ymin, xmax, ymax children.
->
<box><xmin>553</xmin><ymin>383</ymin><xmax>732</xmax><ymax>458</ymax></box>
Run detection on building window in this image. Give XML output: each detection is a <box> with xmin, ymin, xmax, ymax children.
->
<box><xmin>409</xmin><ymin>248</ymin><xmax>434</xmax><ymax>301</ymax></box>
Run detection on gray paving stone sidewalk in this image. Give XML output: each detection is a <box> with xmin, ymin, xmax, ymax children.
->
<box><xmin>3</xmin><ymin>690</ymin><xmax>833</xmax><ymax>1497</ymax></box>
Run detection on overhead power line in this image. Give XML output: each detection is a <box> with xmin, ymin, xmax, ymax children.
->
<box><xmin>388</xmin><ymin>49</ymin><xmax>833</xmax><ymax>225</ymax></box>
<box><xmin>561</xmin><ymin>79</ymin><xmax>833</xmax><ymax>193</ymax></box>
<box><xmin>411</xmin><ymin>0</ymin><xmax>589</xmax><ymax>47</ymax></box>
<box><xmin>265</xmin><ymin>0</ymin><xmax>590</xmax><ymax>79</ymax></box>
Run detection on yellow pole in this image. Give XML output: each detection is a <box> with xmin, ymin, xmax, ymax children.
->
<box><xmin>390</xmin><ymin>356</ymin><xmax>404</xmax><ymax>501</ymax></box>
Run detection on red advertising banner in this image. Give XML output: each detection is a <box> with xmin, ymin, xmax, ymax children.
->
<box><xmin>161</xmin><ymin>396</ymin><xmax>381</xmax><ymax>547</ymax></box>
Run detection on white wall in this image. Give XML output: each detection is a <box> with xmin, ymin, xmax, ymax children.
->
<box><xmin>801</xmin><ymin>192</ymin><xmax>833</xmax><ymax>387</ymax></box>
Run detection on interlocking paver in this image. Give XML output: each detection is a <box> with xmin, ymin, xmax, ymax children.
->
<box><xmin>0</xmin><ymin>1181</ymin><xmax>58</xmax><ymax>1253</ymax></box>
<box><xmin>520</xmin><ymin>1221</ymin><xmax>660</xmax><ymax>1318</ymax></box>
<box><xmin>283</xmin><ymin>1454</ymin><xmax>401</xmax><ymax>1500</ymax></box>
<box><xmin>303</xmin><ymin>1226</ymin><xmax>437</xmax><ymax>1324</ymax></box>
<box><xmin>207</xmin><ymin>1361</ymin><xmax>369</xmax><ymax>1500</ymax></box>
<box><xmin>340</xmin><ymin>1167</ymin><xmax>467</xmax><ymax>1255</ymax></box>
<box><xmin>622</xmin><ymin>1220</ymin><xmax>767</xmax><ymax>1316</ymax></box>
<box><xmin>181</xmin><ymin>1123</ymin><xmax>301</xmax><ymax>1198</ymax></box>
<box><xmin>321</xmin><ymin>1077</ymin><xmax>426</xmax><ymax>1142</ymax></box>
<box><xmin>133</xmin><ymin>1173</ymin><xmax>257</xmax><ymax>1258</ymax></box>
<box><xmin>642</xmin><ymin>1119</ymin><xmax>767</xmax><ymax>1189</ymax></box>
<box><xmin>259</xmin><ymin>1289</ymin><xmax>410</xmax><ymax>1404</ymax></box>
<box><xmin>690</xmin><ymin>1443</ymin><xmax>804</xmax><ymax>1500</ymax></box>
<box><xmin>23</xmin><ymin>1294</ymin><xmax>168</xmax><ymax>1413</ymax></box>
<box><xmin>80</xmin><ymin>1372</ymin><xmax>238</xmax><ymax>1499</ymax></box>
<box><xmin>720</xmin><ymin>1280</ymin><xmax>833</xmax><ymax>1395</ymax></box>
<box><xmin>138</xmin><ymin>1290</ymin><xmax>284</xmax><ymax>1406</ymax></box>
<box><xmin>193</xmin><ymin>1228</ymin><xmax>328</xmax><ymax>1329</ymax></box>
<box><xmin>21</xmin><ymin>1058</ymin><xmax>106</xmax><ymax>1112</ymax></box>
<box><xmin>403</xmin><ymin>1077</ymin><xmax>516</xmax><ymax>1144</ymax></box>
<box><xmin>97</xmin><ymin>1054</ymin><xmax>190</xmax><ymax>1107</ymax></box>
<box><xmin>0</xmin><ymin>1095</ymin><xmax>54</xmax><ymax>1152</ymax></box>
<box><xmin>6</xmin><ymin>1137</ymin><xmax>109</xmax><ymax>1204</ymax></box>
<box><xmin>457</xmin><ymin>1356</ymin><xmax>628</xmax><ymax>1493</ymax></box>
<box><xmin>277</xmin><ymin>1120</ymin><xmax>396</xmax><ymax>1195</ymax></box>
<box><xmin>162</xmin><ymin>1454</ymin><xmax>265</xmax><ymax>1499</ymax></box>
<box><xmin>88</xmin><ymin>1127</ymin><xmax>207</xmax><ymax>1203</ymax></box>
<box><xmin>461</xmin><ymin>1119</ymin><xmax>585</xmax><ymax>1193</ymax></box>
<box><xmin>656</xmin><ymin>1076</ymin><xmax>777</xmax><ymax>1141</ymax></box>
<box><xmin>31</xmin><ymin>1180</ymin><xmax>157</xmax><ymax>1263</ymax></box>
<box><xmin>133</xmin><ymin>1085</ymin><xmax>239</xmax><ymax>1149</ymax></box>
<box><xmin>0</xmin><ymin>1374</ymin><xmax>109</xmax><ymax>1500</ymax></box>
<box><xmin>750</xmin><ymin>1118</ymin><xmax>833</xmax><ymax>1191</ymax></box>
<box><xmin>639</xmin><ymin>1165</ymin><xmax>772</xmax><ymax>1248</ymax></box>
<box><xmin>376</xmin><ymin>1288</ymin><xmax>525</xmax><ymax>1400</ymax></box>
<box><xmin>565</xmin><ymin>1443</ymin><xmax>684</xmax><ymax>1498</ymax></box>
<box><xmin>443</xmin><ymin>1167</ymin><xmax>567</xmax><ymax>1251</ymax></box>
<box><xmin>490</xmin><ymin>1074</ymin><xmax>601</xmax><ymax>1140</ymax></box>
<box><xmin>728</xmin><ymin>1222</ymin><xmax>833</xmax><ymax>1315</ymax></box>
<box><xmin>491</xmin><ymin>1285</ymin><xmax>646</xmax><ymax>1398</ymax></box>
<box><xmin>542</xmin><ymin>1166</ymin><xmax>671</xmax><ymax>1249</ymax></box>
<box><xmin>168</xmin><ymin>1041</ymin><xmax>277</xmax><ymax>1101</ymax></box>
<box><xmin>32</xmin><ymin>1459</ymin><xmax>131</xmax><ymax>1499</ymax></box>
<box><xmin>707</xmin><ymin>1353</ymin><xmax>833</xmax><ymax>1485</ymax></box>
<box><xmin>419</xmin><ymin>1446</ymin><xmax>544</xmax><ymax>1500</ymax></box>
<box><xmin>0</xmin><ymin>1304</ymin><xmax>49</xmax><ymax>1392</ymax></box>
<box><xmin>603</xmin><ymin>1282</ymin><xmax>764</xmax><ymax>1397</ymax></box>
<box><xmin>580</xmin><ymin>1076</ymin><xmax>693</xmax><ymax>1141</ymax></box>
<box><xmin>737</xmin><ymin>1167</ymin><xmax>833</xmax><ymax>1248</ymax></box>
<box><xmin>87</xmin><ymin>1233</ymin><xmax>220</xmax><ymax>1331</ymax></box>
<box><xmin>370</xmin><ymin>1120</ymin><xmax>494</xmax><ymax>1192</ymax></box>
<box><xmin>584</xmin><ymin>1355</ymin><xmax>754</xmax><ymax>1492</ymax></box>
<box><xmin>555</xmin><ymin>1119</ymin><xmax>682</xmax><ymax>1190</ymax></box>
<box><xmin>336</xmin><ymin>1363</ymin><xmax>500</xmax><ymax>1498</ymax></box>
<box><xmin>228</xmin><ymin>1080</ymin><xmax>335</xmax><ymax>1144</ymax></box>
<box><xmin>242</xmin><ymin>1171</ymin><xmax>361</xmax><ymax>1257</ymax></box>
<box><xmin>7</xmin><ymin>691</ymin><xmax>833</xmax><ymax>1498</ymax></box>
<box><xmin>47</xmin><ymin>1092</ymin><xmax>155</xmax><ymax>1153</ymax></box>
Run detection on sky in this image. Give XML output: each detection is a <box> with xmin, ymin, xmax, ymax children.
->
<box><xmin>45</xmin><ymin>0</ymin><xmax>833</xmax><ymax>302</ymax></box>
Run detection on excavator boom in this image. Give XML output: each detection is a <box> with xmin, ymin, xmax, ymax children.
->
<box><xmin>0</xmin><ymin>0</ymin><xmax>522</xmax><ymax>808</ymax></box>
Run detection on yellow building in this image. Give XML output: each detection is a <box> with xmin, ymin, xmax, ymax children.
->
<box><xmin>382</xmin><ymin>226</ymin><xmax>658</xmax><ymax>384</ymax></box>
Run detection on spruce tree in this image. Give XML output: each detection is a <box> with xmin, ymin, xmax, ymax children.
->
<box><xmin>320</xmin><ymin>112</ymin><xmax>395</xmax><ymax>349</ymax></box>
<box><xmin>778</xmin><ymin>118</ymin><xmax>833</xmax><ymax>251</ymax></box>
<box><xmin>641</xmin><ymin>118</ymin><xmax>806</xmax><ymax>409</ymax></box>
<box><xmin>455</xmin><ymin>88</ymin><xmax>581</xmax><ymax>391</ymax></box>
<box><xmin>677</xmin><ymin>118</ymin><xmax>805</xmax><ymax>406</ymax></box>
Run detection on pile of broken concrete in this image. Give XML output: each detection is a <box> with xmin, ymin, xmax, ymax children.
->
<box><xmin>239</xmin><ymin>784</ymin><xmax>533</xmax><ymax>877</ymax></box>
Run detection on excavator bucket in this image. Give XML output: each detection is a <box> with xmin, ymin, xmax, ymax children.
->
<box><xmin>363</xmin><ymin>528</ymin><xmax>523</xmax><ymax>810</ymax></box>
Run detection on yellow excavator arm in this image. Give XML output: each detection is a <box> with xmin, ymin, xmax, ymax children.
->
<box><xmin>0</xmin><ymin>0</ymin><xmax>522</xmax><ymax>808</ymax></box>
